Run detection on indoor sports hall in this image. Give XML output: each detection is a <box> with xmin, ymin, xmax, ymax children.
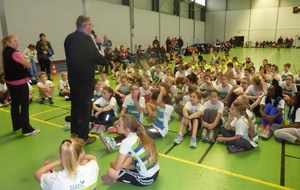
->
<box><xmin>0</xmin><ymin>0</ymin><xmax>299</xmax><ymax>190</ymax></box>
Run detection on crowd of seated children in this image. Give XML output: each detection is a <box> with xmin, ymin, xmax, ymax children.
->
<box><xmin>37</xmin><ymin>72</ymin><xmax>55</xmax><ymax>104</ymax></box>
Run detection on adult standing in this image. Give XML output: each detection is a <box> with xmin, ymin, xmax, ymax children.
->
<box><xmin>178</xmin><ymin>36</ymin><xmax>184</xmax><ymax>54</ymax></box>
<box><xmin>64</xmin><ymin>15</ymin><xmax>105</xmax><ymax>144</ymax></box>
<box><xmin>36</xmin><ymin>33</ymin><xmax>54</xmax><ymax>80</ymax></box>
<box><xmin>1</xmin><ymin>35</ymin><xmax>40</xmax><ymax>136</ymax></box>
<box><xmin>153</xmin><ymin>36</ymin><xmax>160</xmax><ymax>48</ymax></box>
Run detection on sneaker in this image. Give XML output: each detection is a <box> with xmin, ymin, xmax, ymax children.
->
<box><xmin>49</xmin><ymin>97</ymin><xmax>54</xmax><ymax>104</ymax></box>
<box><xmin>174</xmin><ymin>133</ymin><xmax>184</xmax><ymax>144</ymax></box>
<box><xmin>101</xmin><ymin>175</ymin><xmax>115</xmax><ymax>185</ymax></box>
<box><xmin>189</xmin><ymin>137</ymin><xmax>197</xmax><ymax>148</ymax></box>
<box><xmin>258</xmin><ymin>128</ymin><xmax>264</xmax><ymax>137</ymax></box>
<box><xmin>84</xmin><ymin>136</ymin><xmax>96</xmax><ymax>145</ymax></box>
<box><xmin>23</xmin><ymin>129</ymin><xmax>40</xmax><ymax>137</ymax></box>
<box><xmin>89</xmin><ymin>122</ymin><xmax>93</xmax><ymax>130</ymax></box>
<box><xmin>99</xmin><ymin>132</ymin><xmax>116</xmax><ymax>153</ymax></box>
<box><xmin>227</xmin><ymin>145</ymin><xmax>245</xmax><ymax>153</ymax></box>
<box><xmin>96</xmin><ymin>125</ymin><xmax>105</xmax><ymax>135</ymax></box>
<box><xmin>261</xmin><ymin>130</ymin><xmax>271</xmax><ymax>139</ymax></box>
<box><xmin>108</xmin><ymin>126</ymin><xmax>117</xmax><ymax>133</ymax></box>
<box><xmin>208</xmin><ymin>130</ymin><xmax>215</xmax><ymax>143</ymax></box>
<box><xmin>90</xmin><ymin>124</ymin><xmax>99</xmax><ymax>134</ymax></box>
<box><xmin>39</xmin><ymin>97</ymin><xmax>45</xmax><ymax>104</ymax></box>
<box><xmin>13</xmin><ymin>128</ymin><xmax>21</xmax><ymax>133</ymax></box>
<box><xmin>201</xmin><ymin>128</ymin><xmax>208</xmax><ymax>141</ymax></box>
<box><xmin>64</xmin><ymin>123</ymin><xmax>71</xmax><ymax>131</ymax></box>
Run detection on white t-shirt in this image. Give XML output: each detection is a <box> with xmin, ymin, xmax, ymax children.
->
<box><xmin>100</xmin><ymin>79</ymin><xmax>110</xmax><ymax>87</ymax></box>
<box><xmin>175</xmin><ymin>70</ymin><xmax>188</xmax><ymax>79</ymax></box>
<box><xmin>94</xmin><ymin>97</ymin><xmax>118</xmax><ymax>116</ymax></box>
<box><xmin>294</xmin><ymin>108</ymin><xmax>300</xmax><ymax>136</ymax></box>
<box><xmin>231</xmin><ymin>115</ymin><xmax>250</xmax><ymax>141</ymax></box>
<box><xmin>0</xmin><ymin>82</ymin><xmax>8</xmax><ymax>91</ymax></box>
<box><xmin>139</xmin><ymin>86</ymin><xmax>152</xmax><ymax>103</ymax></box>
<box><xmin>40</xmin><ymin>160</ymin><xmax>99</xmax><ymax>190</ymax></box>
<box><xmin>199</xmin><ymin>81</ymin><xmax>217</xmax><ymax>92</ymax></box>
<box><xmin>216</xmin><ymin>83</ymin><xmax>233</xmax><ymax>100</ymax></box>
<box><xmin>280</xmin><ymin>81</ymin><xmax>298</xmax><ymax>94</ymax></box>
<box><xmin>119</xmin><ymin>132</ymin><xmax>160</xmax><ymax>177</ymax></box>
<box><xmin>245</xmin><ymin>85</ymin><xmax>264</xmax><ymax>98</ymax></box>
<box><xmin>294</xmin><ymin>74</ymin><xmax>300</xmax><ymax>84</ymax></box>
<box><xmin>201</xmin><ymin>100</ymin><xmax>224</xmax><ymax>115</ymax></box>
<box><xmin>152</xmin><ymin>104</ymin><xmax>174</xmax><ymax>137</ymax></box>
<box><xmin>58</xmin><ymin>79</ymin><xmax>70</xmax><ymax>91</ymax></box>
<box><xmin>153</xmin><ymin>72</ymin><xmax>164</xmax><ymax>82</ymax></box>
<box><xmin>122</xmin><ymin>95</ymin><xmax>146</xmax><ymax>123</ymax></box>
<box><xmin>37</xmin><ymin>80</ymin><xmax>53</xmax><ymax>88</ymax></box>
<box><xmin>260</xmin><ymin>96</ymin><xmax>285</xmax><ymax>110</ymax></box>
<box><xmin>115</xmin><ymin>83</ymin><xmax>130</xmax><ymax>95</ymax></box>
<box><xmin>184</xmin><ymin>102</ymin><xmax>202</xmax><ymax>115</ymax></box>
<box><xmin>169</xmin><ymin>85</ymin><xmax>178</xmax><ymax>98</ymax></box>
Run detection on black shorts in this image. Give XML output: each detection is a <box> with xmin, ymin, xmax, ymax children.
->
<box><xmin>117</xmin><ymin>168</ymin><xmax>159</xmax><ymax>186</ymax></box>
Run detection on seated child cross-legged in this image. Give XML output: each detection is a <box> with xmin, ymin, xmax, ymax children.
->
<box><xmin>217</xmin><ymin>101</ymin><xmax>257</xmax><ymax>153</ymax></box>
<box><xmin>174</xmin><ymin>91</ymin><xmax>202</xmax><ymax>148</ymax></box>
<box><xmin>259</xmin><ymin>81</ymin><xmax>284</xmax><ymax>139</ymax></box>
<box><xmin>37</xmin><ymin>72</ymin><xmax>55</xmax><ymax>104</ymax></box>
<box><xmin>274</xmin><ymin>92</ymin><xmax>300</xmax><ymax>144</ymax></box>
<box><xmin>91</xmin><ymin>86</ymin><xmax>118</xmax><ymax>135</ymax></box>
<box><xmin>201</xmin><ymin>90</ymin><xmax>224</xmax><ymax>143</ymax></box>
<box><xmin>58</xmin><ymin>71</ymin><xmax>71</xmax><ymax>100</ymax></box>
<box><xmin>101</xmin><ymin>114</ymin><xmax>160</xmax><ymax>186</ymax></box>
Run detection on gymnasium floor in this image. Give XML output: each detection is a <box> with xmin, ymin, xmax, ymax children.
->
<box><xmin>0</xmin><ymin>48</ymin><xmax>299</xmax><ymax>190</ymax></box>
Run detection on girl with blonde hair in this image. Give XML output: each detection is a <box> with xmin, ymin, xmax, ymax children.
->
<box><xmin>101</xmin><ymin>114</ymin><xmax>159</xmax><ymax>186</ymax></box>
<box><xmin>217</xmin><ymin>102</ymin><xmax>257</xmax><ymax>153</ymax></box>
<box><xmin>35</xmin><ymin>138</ymin><xmax>99</xmax><ymax>190</ymax></box>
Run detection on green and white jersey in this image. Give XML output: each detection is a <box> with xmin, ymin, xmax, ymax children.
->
<box><xmin>119</xmin><ymin>133</ymin><xmax>160</xmax><ymax>177</ymax></box>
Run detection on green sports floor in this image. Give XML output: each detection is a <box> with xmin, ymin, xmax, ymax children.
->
<box><xmin>0</xmin><ymin>48</ymin><xmax>299</xmax><ymax>190</ymax></box>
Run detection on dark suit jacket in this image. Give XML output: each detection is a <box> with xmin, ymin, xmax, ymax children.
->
<box><xmin>64</xmin><ymin>30</ymin><xmax>104</xmax><ymax>86</ymax></box>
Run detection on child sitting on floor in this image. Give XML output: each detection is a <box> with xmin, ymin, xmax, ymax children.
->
<box><xmin>37</xmin><ymin>72</ymin><xmax>55</xmax><ymax>104</ymax></box>
<box><xmin>174</xmin><ymin>91</ymin><xmax>202</xmax><ymax>148</ymax></box>
<box><xmin>216</xmin><ymin>101</ymin><xmax>257</xmax><ymax>153</ymax></box>
<box><xmin>201</xmin><ymin>90</ymin><xmax>224</xmax><ymax>143</ymax></box>
<box><xmin>58</xmin><ymin>71</ymin><xmax>71</xmax><ymax>100</ymax></box>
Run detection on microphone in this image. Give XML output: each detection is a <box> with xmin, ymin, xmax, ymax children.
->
<box><xmin>91</xmin><ymin>30</ymin><xmax>102</xmax><ymax>51</ymax></box>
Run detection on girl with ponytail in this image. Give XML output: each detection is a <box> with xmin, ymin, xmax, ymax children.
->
<box><xmin>101</xmin><ymin>114</ymin><xmax>160</xmax><ymax>186</ymax></box>
<box><xmin>217</xmin><ymin>102</ymin><xmax>258</xmax><ymax>153</ymax></box>
<box><xmin>35</xmin><ymin>138</ymin><xmax>99</xmax><ymax>189</ymax></box>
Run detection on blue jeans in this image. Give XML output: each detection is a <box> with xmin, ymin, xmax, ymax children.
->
<box><xmin>261</xmin><ymin>103</ymin><xmax>283</xmax><ymax>125</ymax></box>
<box><xmin>29</xmin><ymin>59</ymin><xmax>38</xmax><ymax>80</ymax></box>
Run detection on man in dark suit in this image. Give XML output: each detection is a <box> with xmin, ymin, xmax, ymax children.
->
<box><xmin>64</xmin><ymin>15</ymin><xmax>104</xmax><ymax>144</ymax></box>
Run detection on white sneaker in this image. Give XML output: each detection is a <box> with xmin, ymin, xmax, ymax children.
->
<box><xmin>23</xmin><ymin>129</ymin><xmax>40</xmax><ymax>137</ymax></box>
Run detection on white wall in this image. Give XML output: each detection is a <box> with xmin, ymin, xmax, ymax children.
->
<box><xmin>160</xmin><ymin>0</ymin><xmax>174</xmax><ymax>15</ymax></box>
<box><xmin>86</xmin><ymin>0</ymin><xmax>131</xmax><ymax>49</ymax></box>
<box><xmin>195</xmin><ymin>21</ymin><xmax>205</xmax><ymax>43</ymax></box>
<box><xmin>180</xmin><ymin>18</ymin><xmax>193</xmax><ymax>46</ymax></box>
<box><xmin>160</xmin><ymin>13</ymin><xmax>180</xmax><ymax>43</ymax></box>
<box><xmin>4</xmin><ymin>0</ymin><xmax>83</xmax><ymax>61</ymax></box>
<box><xmin>133</xmin><ymin>9</ymin><xmax>159</xmax><ymax>49</ymax></box>
<box><xmin>205</xmin><ymin>0</ymin><xmax>300</xmax><ymax>43</ymax></box>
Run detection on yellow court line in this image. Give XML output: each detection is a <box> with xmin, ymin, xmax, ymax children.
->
<box><xmin>30</xmin><ymin>104</ymin><xmax>71</xmax><ymax>117</ymax></box>
<box><xmin>159</xmin><ymin>153</ymin><xmax>294</xmax><ymax>190</ymax></box>
<box><xmin>0</xmin><ymin>108</ymin><xmax>294</xmax><ymax>189</ymax></box>
<box><xmin>30</xmin><ymin>117</ymin><xmax>63</xmax><ymax>128</ymax></box>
